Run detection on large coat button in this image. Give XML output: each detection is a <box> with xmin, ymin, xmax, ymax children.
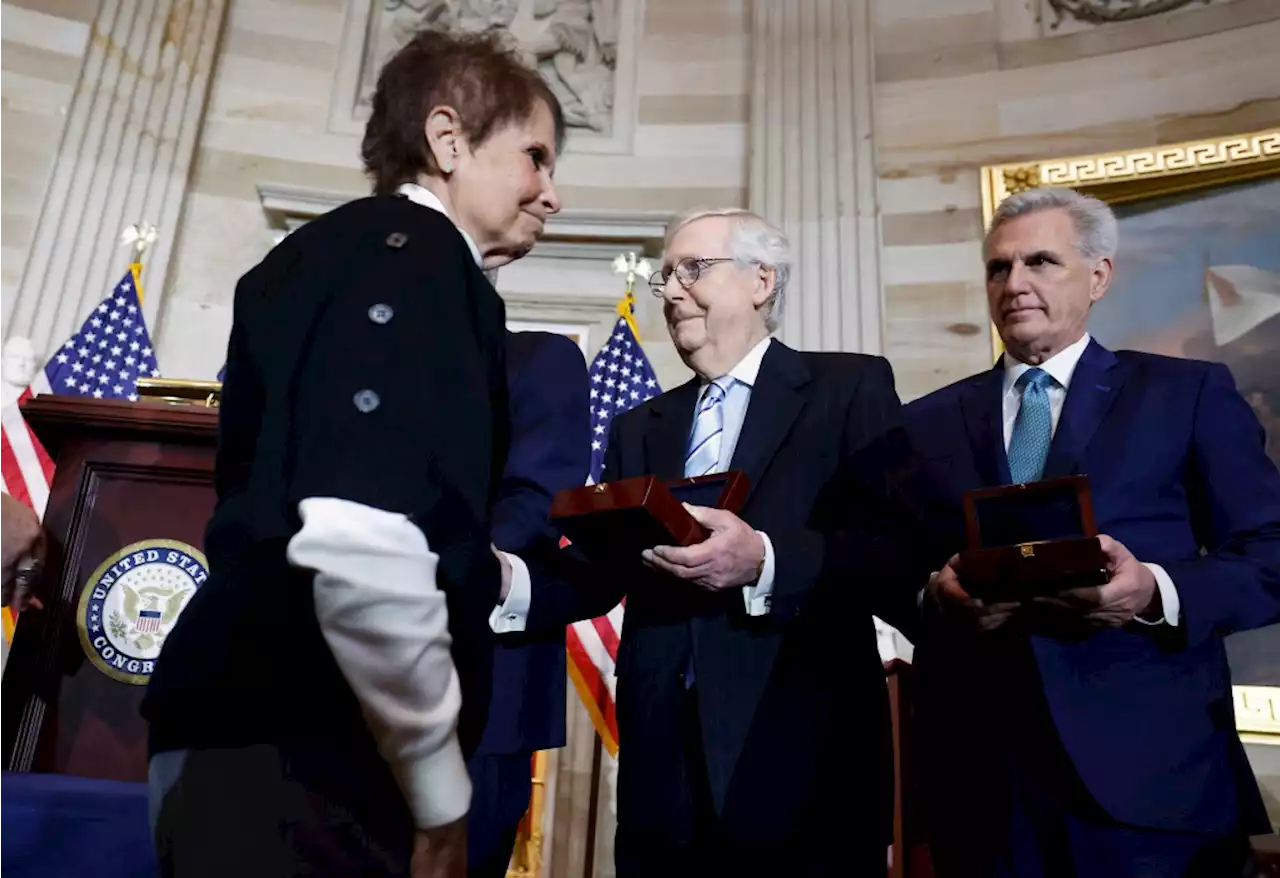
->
<box><xmin>353</xmin><ymin>389</ymin><xmax>381</xmax><ymax>413</ymax></box>
<box><xmin>368</xmin><ymin>303</ymin><xmax>394</xmax><ymax>324</ymax></box>
<box><xmin>386</xmin><ymin>232</ymin><xmax>408</xmax><ymax>249</ymax></box>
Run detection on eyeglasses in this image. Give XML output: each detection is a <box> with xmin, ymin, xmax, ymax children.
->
<box><xmin>647</xmin><ymin>257</ymin><xmax>738</xmax><ymax>296</ymax></box>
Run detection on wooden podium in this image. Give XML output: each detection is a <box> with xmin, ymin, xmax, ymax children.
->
<box><xmin>2</xmin><ymin>395</ymin><xmax>219</xmax><ymax>783</ymax></box>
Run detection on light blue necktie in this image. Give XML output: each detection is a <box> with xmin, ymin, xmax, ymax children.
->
<box><xmin>1007</xmin><ymin>367</ymin><xmax>1056</xmax><ymax>484</ymax></box>
<box><xmin>681</xmin><ymin>379</ymin><xmax>729</xmax><ymax>690</ymax></box>
<box><xmin>685</xmin><ymin>379</ymin><xmax>728</xmax><ymax>477</ymax></box>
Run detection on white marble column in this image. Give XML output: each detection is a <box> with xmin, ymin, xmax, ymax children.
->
<box><xmin>3</xmin><ymin>0</ymin><xmax>228</xmax><ymax>359</ymax></box>
<box><xmin>748</xmin><ymin>0</ymin><xmax>882</xmax><ymax>355</ymax></box>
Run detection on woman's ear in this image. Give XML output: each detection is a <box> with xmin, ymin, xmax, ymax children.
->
<box><xmin>424</xmin><ymin>105</ymin><xmax>463</xmax><ymax>174</ymax></box>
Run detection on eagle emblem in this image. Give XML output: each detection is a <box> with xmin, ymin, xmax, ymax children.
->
<box><xmin>76</xmin><ymin>539</ymin><xmax>209</xmax><ymax>685</ymax></box>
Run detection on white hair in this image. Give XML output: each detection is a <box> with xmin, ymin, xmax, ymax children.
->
<box><xmin>664</xmin><ymin>207</ymin><xmax>792</xmax><ymax>332</ymax></box>
<box><xmin>987</xmin><ymin>187</ymin><xmax>1118</xmax><ymax>261</ymax></box>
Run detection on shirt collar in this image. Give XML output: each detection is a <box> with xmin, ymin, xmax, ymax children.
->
<box><xmin>703</xmin><ymin>336</ymin><xmax>773</xmax><ymax>390</ymax></box>
<box><xmin>1002</xmin><ymin>332</ymin><xmax>1091</xmax><ymax>395</ymax></box>
<box><xmin>395</xmin><ymin>182</ymin><xmax>482</xmax><ymax>267</ymax></box>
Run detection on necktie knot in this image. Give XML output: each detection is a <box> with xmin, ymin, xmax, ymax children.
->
<box><xmin>686</xmin><ymin>379</ymin><xmax>730</xmax><ymax>478</ymax></box>
<box><xmin>701</xmin><ymin>378</ymin><xmax>729</xmax><ymax>408</ymax></box>
<box><xmin>1016</xmin><ymin>367</ymin><xmax>1055</xmax><ymax>394</ymax></box>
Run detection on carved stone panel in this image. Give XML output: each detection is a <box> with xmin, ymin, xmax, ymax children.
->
<box><xmin>329</xmin><ymin>0</ymin><xmax>642</xmax><ymax>154</ymax></box>
<box><xmin>1040</xmin><ymin>0</ymin><xmax>1235</xmax><ymax>35</ymax></box>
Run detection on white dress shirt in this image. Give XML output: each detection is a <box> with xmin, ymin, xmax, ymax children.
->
<box><xmin>1003</xmin><ymin>333</ymin><xmax>1180</xmax><ymax>627</ymax></box>
<box><xmin>491</xmin><ymin>336</ymin><xmax>781</xmax><ymax>633</ymax></box>
<box><xmin>701</xmin><ymin>336</ymin><xmax>778</xmax><ymax>615</ymax></box>
<box><xmin>284</xmin><ymin>182</ymin><xmax>499</xmax><ymax>829</ymax></box>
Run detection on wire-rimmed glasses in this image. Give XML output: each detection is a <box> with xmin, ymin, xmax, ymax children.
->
<box><xmin>647</xmin><ymin>257</ymin><xmax>737</xmax><ymax>296</ymax></box>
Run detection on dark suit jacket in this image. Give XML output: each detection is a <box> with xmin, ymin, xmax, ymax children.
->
<box><xmin>476</xmin><ymin>331</ymin><xmax>590</xmax><ymax>757</ymax></box>
<box><xmin>526</xmin><ymin>341</ymin><xmax>937</xmax><ymax>850</ymax></box>
<box><xmin>904</xmin><ymin>339</ymin><xmax>1280</xmax><ymax>842</ymax></box>
<box><xmin>145</xmin><ymin>196</ymin><xmax>509</xmax><ymax>774</ymax></box>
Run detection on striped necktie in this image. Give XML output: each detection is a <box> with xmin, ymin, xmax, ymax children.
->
<box><xmin>1007</xmin><ymin>367</ymin><xmax>1056</xmax><ymax>484</ymax></box>
<box><xmin>685</xmin><ymin>379</ymin><xmax>728</xmax><ymax>477</ymax></box>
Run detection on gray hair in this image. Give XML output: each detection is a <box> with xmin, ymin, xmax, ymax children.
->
<box><xmin>664</xmin><ymin>207</ymin><xmax>792</xmax><ymax>332</ymax></box>
<box><xmin>987</xmin><ymin>187</ymin><xmax>1118</xmax><ymax>261</ymax></box>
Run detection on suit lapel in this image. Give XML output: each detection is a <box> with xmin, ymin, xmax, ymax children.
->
<box><xmin>959</xmin><ymin>365</ymin><xmax>1011</xmax><ymax>487</ymax></box>
<box><xmin>1042</xmin><ymin>340</ymin><xmax>1125</xmax><ymax>480</ymax></box>
<box><xmin>730</xmin><ymin>342</ymin><xmax>810</xmax><ymax>506</ymax></box>
<box><xmin>644</xmin><ymin>377</ymin><xmax>700</xmax><ymax>480</ymax></box>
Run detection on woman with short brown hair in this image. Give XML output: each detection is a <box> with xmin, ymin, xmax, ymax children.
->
<box><xmin>144</xmin><ymin>29</ymin><xmax>562</xmax><ymax>878</ymax></box>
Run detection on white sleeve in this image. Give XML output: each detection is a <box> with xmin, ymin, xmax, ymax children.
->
<box><xmin>287</xmin><ymin>496</ymin><xmax>470</xmax><ymax>829</ymax></box>
<box><xmin>489</xmin><ymin>551</ymin><xmax>531</xmax><ymax>633</ymax></box>
<box><xmin>1134</xmin><ymin>562</ymin><xmax>1181</xmax><ymax>627</ymax></box>
<box><xmin>742</xmin><ymin>531</ymin><xmax>776</xmax><ymax>616</ymax></box>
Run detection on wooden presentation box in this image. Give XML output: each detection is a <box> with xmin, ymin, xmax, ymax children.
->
<box><xmin>549</xmin><ymin>471</ymin><xmax>749</xmax><ymax>565</ymax></box>
<box><xmin>958</xmin><ymin>475</ymin><xmax>1108</xmax><ymax>603</ymax></box>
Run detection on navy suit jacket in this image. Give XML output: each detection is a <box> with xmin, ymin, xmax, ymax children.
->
<box><xmin>474</xmin><ymin>331</ymin><xmax>590</xmax><ymax>757</ymax></box>
<box><xmin>904</xmin><ymin>339</ymin><xmax>1280</xmax><ymax>839</ymax></box>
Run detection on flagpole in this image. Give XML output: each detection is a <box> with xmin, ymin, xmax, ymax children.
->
<box><xmin>120</xmin><ymin>222</ymin><xmax>158</xmax><ymax>305</ymax></box>
<box><xmin>611</xmin><ymin>252</ymin><xmax>651</xmax><ymax>343</ymax></box>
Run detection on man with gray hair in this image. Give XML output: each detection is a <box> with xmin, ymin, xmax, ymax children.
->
<box><xmin>496</xmin><ymin>207</ymin><xmax>935</xmax><ymax>875</ymax></box>
<box><xmin>904</xmin><ymin>187</ymin><xmax>1280</xmax><ymax>876</ymax></box>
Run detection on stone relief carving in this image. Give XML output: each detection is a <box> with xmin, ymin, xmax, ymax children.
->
<box><xmin>1046</xmin><ymin>0</ymin><xmax>1214</xmax><ymax>28</ymax></box>
<box><xmin>372</xmin><ymin>0</ymin><xmax>620</xmax><ymax>134</ymax></box>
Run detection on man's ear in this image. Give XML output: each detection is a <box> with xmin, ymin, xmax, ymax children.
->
<box><xmin>752</xmin><ymin>264</ymin><xmax>777</xmax><ymax>308</ymax></box>
<box><xmin>424</xmin><ymin>105</ymin><xmax>464</xmax><ymax>173</ymax></box>
<box><xmin>1090</xmin><ymin>255</ymin><xmax>1113</xmax><ymax>303</ymax></box>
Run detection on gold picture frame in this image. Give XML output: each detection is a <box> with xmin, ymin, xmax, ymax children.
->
<box><xmin>980</xmin><ymin>129</ymin><xmax>1280</xmax><ymax>746</ymax></box>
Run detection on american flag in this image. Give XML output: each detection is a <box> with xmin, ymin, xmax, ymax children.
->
<box><xmin>41</xmin><ymin>271</ymin><xmax>159</xmax><ymax>402</ymax></box>
<box><xmin>564</xmin><ymin>312</ymin><xmax>660</xmax><ymax>756</ymax></box>
<box><xmin>1</xmin><ymin>269</ymin><xmax>159</xmax><ymax>643</ymax></box>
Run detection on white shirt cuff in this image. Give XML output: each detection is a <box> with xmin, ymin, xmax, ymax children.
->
<box><xmin>1134</xmin><ymin>562</ymin><xmax>1180</xmax><ymax>627</ymax></box>
<box><xmin>489</xmin><ymin>551</ymin><xmax>531</xmax><ymax>633</ymax></box>
<box><xmin>287</xmin><ymin>497</ymin><xmax>469</xmax><ymax>828</ymax></box>
<box><xmin>743</xmin><ymin>531</ymin><xmax>776</xmax><ymax>616</ymax></box>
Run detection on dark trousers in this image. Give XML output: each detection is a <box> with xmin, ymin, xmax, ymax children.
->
<box><xmin>149</xmin><ymin>744</ymin><xmax>414</xmax><ymax>878</ymax></box>
<box><xmin>465</xmin><ymin>752</ymin><xmax>533</xmax><ymax>878</ymax></box>
<box><xmin>930</xmin><ymin>639</ymin><xmax>1253</xmax><ymax>878</ymax></box>
<box><xmin>931</xmin><ymin>776</ymin><xmax>1252</xmax><ymax>878</ymax></box>
<box><xmin>614</xmin><ymin>687</ymin><xmax>887</xmax><ymax>878</ymax></box>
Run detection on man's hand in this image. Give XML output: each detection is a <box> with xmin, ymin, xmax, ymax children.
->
<box><xmin>925</xmin><ymin>554</ymin><xmax>1019</xmax><ymax>633</ymax></box>
<box><xmin>411</xmin><ymin>817</ymin><xmax>466</xmax><ymax>878</ymax></box>
<box><xmin>492</xmin><ymin>544</ymin><xmax>512</xmax><ymax>602</ymax></box>
<box><xmin>642</xmin><ymin>505</ymin><xmax>764</xmax><ymax>591</ymax></box>
<box><xmin>1</xmin><ymin>493</ymin><xmax>45</xmax><ymax>612</ymax></box>
<box><xmin>1032</xmin><ymin>534</ymin><xmax>1158</xmax><ymax>628</ymax></box>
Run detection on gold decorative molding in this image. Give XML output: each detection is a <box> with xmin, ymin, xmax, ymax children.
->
<box><xmin>981</xmin><ymin>128</ymin><xmax>1280</xmax><ymax>230</ymax></box>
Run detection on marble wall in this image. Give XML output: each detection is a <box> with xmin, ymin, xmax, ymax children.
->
<box><xmin>1</xmin><ymin>0</ymin><xmax>97</xmax><ymax>318</ymax></box>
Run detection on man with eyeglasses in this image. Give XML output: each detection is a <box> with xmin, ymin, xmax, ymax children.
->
<box><xmin>492</xmin><ymin>207</ymin><xmax>941</xmax><ymax>876</ymax></box>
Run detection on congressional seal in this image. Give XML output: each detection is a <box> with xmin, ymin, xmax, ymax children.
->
<box><xmin>76</xmin><ymin>539</ymin><xmax>209</xmax><ymax>685</ymax></box>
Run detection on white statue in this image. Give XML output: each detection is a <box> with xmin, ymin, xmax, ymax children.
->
<box><xmin>1</xmin><ymin>337</ymin><xmax>39</xmax><ymax>412</ymax></box>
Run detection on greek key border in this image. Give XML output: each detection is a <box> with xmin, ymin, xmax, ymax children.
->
<box><xmin>981</xmin><ymin>128</ymin><xmax>1280</xmax><ymax>228</ymax></box>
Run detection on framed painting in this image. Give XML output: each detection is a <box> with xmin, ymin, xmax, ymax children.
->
<box><xmin>981</xmin><ymin>129</ymin><xmax>1280</xmax><ymax>747</ymax></box>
